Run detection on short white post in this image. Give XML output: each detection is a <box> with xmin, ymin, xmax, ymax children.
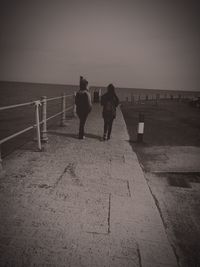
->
<box><xmin>41</xmin><ymin>96</ymin><xmax>48</xmax><ymax>142</ymax></box>
<box><xmin>34</xmin><ymin>100</ymin><xmax>42</xmax><ymax>151</ymax></box>
<box><xmin>137</xmin><ymin>113</ymin><xmax>144</xmax><ymax>142</ymax></box>
<box><xmin>60</xmin><ymin>93</ymin><xmax>66</xmax><ymax>126</ymax></box>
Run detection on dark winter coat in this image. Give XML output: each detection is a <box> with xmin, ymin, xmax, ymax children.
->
<box><xmin>101</xmin><ymin>92</ymin><xmax>119</xmax><ymax>120</ymax></box>
<box><xmin>75</xmin><ymin>90</ymin><xmax>92</xmax><ymax>117</ymax></box>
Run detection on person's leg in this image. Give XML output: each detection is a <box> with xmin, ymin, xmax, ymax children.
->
<box><xmin>107</xmin><ymin>118</ymin><xmax>114</xmax><ymax>140</ymax></box>
<box><xmin>103</xmin><ymin>118</ymin><xmax>108</xmax><ymax>140</ymax></box>
<box><xmin>79</xmin><ymin>117</ymin><xmax>83</xmax><ymax>139</ymax></box>
<box><xmin>79</xmin><ymin>114</ymin><xmax>87</xmax><ymax>139</ymax></box>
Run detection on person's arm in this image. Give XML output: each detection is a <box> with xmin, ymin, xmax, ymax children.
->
<box><xmin>115</xmin><ymin>95</ymin><xmax>119</xmax><ymax>107</ymax></box>
<box><xmin>75</xmin><ymin>93</ymin><xmax>79</xmax><ymax>106</ymax></box>
<box><xmin>100</xmin><ymin>95</ymin><xmax>105</xmax><ymax>106</ymax></box>
<box><xmin>87</xmin><ymin>92</ymin><xmax>92</xmax><ymax>108</ymax></box>
<box><xmin>85</xmin><ymin>91</ymin><xmax>92</xmax><ymax>112</ymax></box>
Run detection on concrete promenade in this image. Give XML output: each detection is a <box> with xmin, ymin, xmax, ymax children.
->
<box><xmin>0</xmin><ymin>104</ymin><xmax>178</xmax><ymax>267</ymax></box>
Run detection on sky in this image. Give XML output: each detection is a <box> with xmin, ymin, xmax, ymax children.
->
<box><xmin>0</xmin><ymin>0</ymin><xmax>200</xmax><ymax>90</ymax></box>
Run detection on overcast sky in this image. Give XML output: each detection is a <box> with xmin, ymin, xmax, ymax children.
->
<box><xmin>0</xmin><ymin>0</ymin><xmax>200</xmax><ymax>90</ymax></box>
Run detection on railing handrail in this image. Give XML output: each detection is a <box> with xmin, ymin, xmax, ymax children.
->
<box><xmin>0</xmin><ymin>93</ymin><xmax>75</xmax><ymax>148</ymax></box>
<box><xmin>0</xmin><ymin>101</ymin><xmax>34</xmax><ymax>111</ymax></box>
<box><xmin>0</xmin><ymin>105</ymin><xmax>73</xmax><ymax>145</ymax></box>
<box><xmin>0</xmin><ymin>125</ymin><xmax>34</xmax><ymax>145</ymax></box>
<box><xmin>0</xmin><ymin>93</ymin><xmax>74</xmax><ymax>111</ymax></box>
<box><xmin>46</xmin><ymin>94</ymin><xmax>73</xmax><ymax>102</ymax></box>
<box><xmin>46</xmin><ymin>106</ymin><xmax>73</xmax><ymax>122</ymax></box>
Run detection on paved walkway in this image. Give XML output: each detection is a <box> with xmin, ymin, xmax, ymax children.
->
<box><xmin>0</xmin><ymin>104</ymin><xmax>178</xmax><ymax>267</ymax></box>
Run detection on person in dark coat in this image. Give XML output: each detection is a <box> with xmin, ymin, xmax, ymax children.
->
<box><xmin>75</xmin><ymin>77</ymin><xmax>92</xmax><ymax>139</ymax></box>
<box><xmin>101</xmin><ymin>83</ymin><xmax>119</xmax><ymax>140</ymax></box>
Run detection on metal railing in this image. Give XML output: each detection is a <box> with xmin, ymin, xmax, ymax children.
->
<box><xmin>0</xmin><ymin>93</ymin><xmax>75</xmax><ymax>171</ymax></box>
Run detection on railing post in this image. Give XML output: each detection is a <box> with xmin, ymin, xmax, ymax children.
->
<box><xmin>41</xmin><ymin>96</ymin><xmax>48</xmax><ymax>142</ymax></box>
<box><xmin>34</xmin><ymin>100</ymin><xmax>42</xmax><ymax>151</ymax></box>
<box><xmin>0</xmin><ymin>145</ymin><xmax>6</xmax><ymax>177</ymax></box>
<box><xmin>0</xmin><ymin>145</ymin><xmax>3</xmax><ymax>173</ymax></box>
<box><xmin>73</xmin><ymin>92</ymin><xmax>77</xmax><ymax>117</ymax></box>
<box><xmin>60</xmin><ymin>93</ymin><xmax>66</xmax><ymax>126</ymax></box>
<box><xmin>99</xmin><ymin>88</ymin><xmax>102</xmax><ymax>102</ymax></box>
<box><xmin>156</xmin><ymin>93</ymin><xmax>160</xmax><ymax>105</ymax></box>
<box><xmin>131</xmin><ymin>94</ymin><xmax>134</xmax><ymax>103</ymax></box>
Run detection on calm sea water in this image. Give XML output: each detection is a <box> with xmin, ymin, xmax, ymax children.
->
<box><xmin>0</xmin><ymin>81</ymin><xmax>199</xmax><ymax>157</ymax></box>
<box><xmin>0</xmin><ymin>81</ymin><xmax>78</xmax><ymax>106</ymax></box>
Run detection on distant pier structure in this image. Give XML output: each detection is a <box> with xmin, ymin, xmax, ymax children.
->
<box><xmin>89</xmin><ymin>86</ymin><xmax>199</xmax><ymax>104</ymax></box>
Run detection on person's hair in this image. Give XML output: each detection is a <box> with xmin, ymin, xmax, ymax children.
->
<box><xmin>107</xmin><ymin>83</ymin><xmax>115</xmax><ymax>95</ymax></box>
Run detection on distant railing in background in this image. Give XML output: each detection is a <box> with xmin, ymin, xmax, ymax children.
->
<box><xmin>123</xmin><ymin>92</ymin><xmax>200</xmax><ymax>104</ymax></box>
<box><xmin>90</xmin><ymin>86</ymin><xmax>200</xmax><ymax>104</ymax></box>
<box><xmin>0</xmin><ymin>93</ymin><xmax>75</xmax><ymax>171</ymax></box>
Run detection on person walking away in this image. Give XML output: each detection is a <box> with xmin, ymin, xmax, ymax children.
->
<box><xmin>75</xmin><ymin>77</ymin><xmax>92</xmax><ymax>139</ymax></box>
<box><xmin>101</xmin><ymin>84</ymin><xmax>119</xmax><ymax>140</ymax></box>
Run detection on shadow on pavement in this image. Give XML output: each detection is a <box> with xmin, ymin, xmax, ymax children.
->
<box><xmin>48</xmin><ymin>131</ymin><xmax>101</xmax><ymax>141</ymax></box>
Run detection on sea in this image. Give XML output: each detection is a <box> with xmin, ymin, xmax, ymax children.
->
<box><xmin>0</xmin><ymin>81</ymin><xmax>199</xmax><ymax>157</ymax></box>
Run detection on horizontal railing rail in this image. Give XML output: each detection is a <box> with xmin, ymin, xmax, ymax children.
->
<box><xmin>46</xmin><ymin>106</ymin><xmax>73</xmax><ymax>122</ymax></box>
<box><xmin>0</xmin><ymin>94</ymin><xmax>74</xmax><ymax>110</ymax></box>
<box><xmin>0</xmin><ymin>93</ymin><xmax>75</xmax><ymax>171</ymax></box>
<box><xmin>46</xmin><ymin>94</ymin><xmax>73</xmax><ymax>102</ymax></box>
<box><xmin>0</xmin><ymin>125</ymin><xmax>34</xmax><ymax>145</ymax></box>
<box><xmin>0</xmin><ymin>101</ymin><xmax>34</xmax><ymax>111</ymax></box>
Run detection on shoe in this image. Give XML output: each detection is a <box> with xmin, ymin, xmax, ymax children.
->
<box><xmin>78</xmin><ymin>134</ymin><xmax>85</xmax><ymax>139</ymax></box>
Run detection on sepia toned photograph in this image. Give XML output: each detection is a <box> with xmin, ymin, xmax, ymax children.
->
<box><xmin>0</xmin><ymin>0</ymin><xmax>200</xmax><ymax>266</ymax></box>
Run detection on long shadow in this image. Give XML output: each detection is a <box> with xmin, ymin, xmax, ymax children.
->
<box><xmin>48</xmin><ymin>131</ymin><xmax>101</xmax><ymax>140</ymax></box>
<box><xmin>48</xmin><ymin>131</ymin><xmax>78</xmax><ymax>139</ymax></box>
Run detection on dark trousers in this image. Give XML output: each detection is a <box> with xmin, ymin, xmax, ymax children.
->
<box><xmin>103</xmin><ymin>118</ymin><xmax>114</xmax><ymax>139</ymax></box>
<box><xmin>78</xmin><ymin>114</ymin><xmax>88</xmax><ymax>139</ymax></box>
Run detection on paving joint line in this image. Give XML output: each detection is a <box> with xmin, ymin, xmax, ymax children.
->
<box><xmin>49</xmin><ymin>162</ymin><xmax>76</xmax><ymax>193</ymax></box>
<box><xmin>126</xmin><ymin>180</ymin><xmax>131</xmax><ymax>197</ymax></box>
<box><xmin>108</xmin><ymin>193</ymin><xmax>111</xmax><ymax>234</ymax></box>
<box><xmin>136</xmin><ymin>243</ymin><xmax>142</xmax><ymax>267</ymax></box>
